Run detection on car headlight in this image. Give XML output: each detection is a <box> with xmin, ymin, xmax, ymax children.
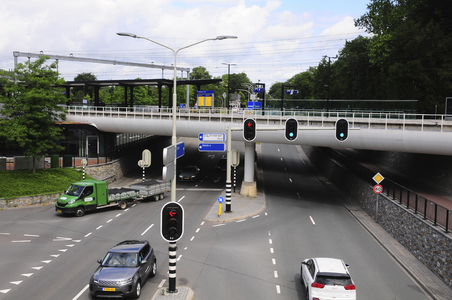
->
<box><xmin>119</xmin><ymin>277</ymin><xmax>133</xmax><ymax>285</ymax></box>
<box><xmin>68</xmin><ymin>199</ymin><xmax>76</xmax><ymax>204</ymax></box>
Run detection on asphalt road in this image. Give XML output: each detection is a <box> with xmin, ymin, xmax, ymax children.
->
<box><xmin>0</xmin><ymin>139</ymin><xmax>432</xmax><ymax>300</ymax></box>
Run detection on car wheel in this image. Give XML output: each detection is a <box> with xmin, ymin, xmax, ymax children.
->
<box><xmin>159</xmin><ymin>194</ymin><xmax>164</xmax><ymax>200</ymax></box>
<box><xmin>119</xmin><ymin>200</ymin><xmax>128</xmax><ymax>210</ymax></box>
<box><xmin>133</xmin><ymin>280</ymin><xmax>141</xmax><ymax>299</ymax></box>
<box><xmin>149</xmin><ymin>259</ymin><xmax>157</xmax><ymax>278</ymax></box>
<box><xmin>75</xmin><ymin>206</ymin><xmax>85</xmax><ymax>217</ymax></box>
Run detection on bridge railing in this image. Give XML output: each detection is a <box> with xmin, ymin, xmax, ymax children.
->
<box><xmin>66</xmin><ymin>106</ymin><xmax>452</xmax><ymax>132</ymax></box>
<box><xmin>325</xmin><ymin>148</ymin><xmax>451</xmax><ymax>233</ymax></box>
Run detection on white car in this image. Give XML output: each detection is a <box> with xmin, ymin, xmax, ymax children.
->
<box><xmin>301</xmin><ymin>257</ymin><xmax>356</xmax><ymax>300</ymax></box>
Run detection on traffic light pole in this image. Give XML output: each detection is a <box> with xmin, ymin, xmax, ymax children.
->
<box><xmin>225</xmin><ymin>125</ymin><xmax>232</xmax><ymax>212</ymax></box>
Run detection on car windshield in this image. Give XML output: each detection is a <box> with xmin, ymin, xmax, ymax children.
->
<box><xmin>65</xmin><ymin>184</ymin><xmax>84</xmax><ymax>196</ymax></box>
<box><xmin>102</xmin><ymin>252</ymin><xmax>138</xmax><ymax>268</ymax></box>
<box><xmin>183</xmin><ymin>167</ymin><xmax>197</xmax><ymax>172</ymax></box>
<box><xmin>315</xmin><ymin>274</ymin><xmax>353</xmax><ymax>286</ymax></box>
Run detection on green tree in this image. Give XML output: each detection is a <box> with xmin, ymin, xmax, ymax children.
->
<box><xmin>190</xmin><ymin>66</ymin><xmax>212</xmax><ymax>80</ymax></box>
<box><xmin>73</xmin><ymin>72</ymin><xmax>97</xmax><ymax>101</ymax></box>
<box><xmin>0</xmin><ymin>56</ymin><xmax>67</xmax><ymax>173</ymax></box>
<box><xmin>355</xmin><ymin>0</ymin><xmax>452</xmax><ymax>113</ymax></box>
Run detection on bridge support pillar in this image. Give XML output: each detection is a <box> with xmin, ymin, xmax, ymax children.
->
<box><xmin>240</xmin><ymin>142</ymin><xmax>257</xmax><ymax>197</ymax></box>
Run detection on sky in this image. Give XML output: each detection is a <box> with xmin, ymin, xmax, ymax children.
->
<box><xmin>0</xmin><ymin>0</ymin><xmax>371</xmax><ymax>89</ymax></box>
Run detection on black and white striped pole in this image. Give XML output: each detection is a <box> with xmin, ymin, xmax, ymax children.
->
<box><xmin>81</xmin><ymin>158</ymin><xmax>87</xmax><ymax>180</ymax></box>
<box><xmin>168</xmin><ymin>241</ymin><xmax>177</xmax><ymax>293</ymax></box>
<box><xmin>231</xmin><ymin>149</ymin><xmax>240</xmax><ymax>193</ymax></box>
<box><xmin>225</xmin><ymin>125</ymin><xmax>232</xmax><ymax>212</ymax></box>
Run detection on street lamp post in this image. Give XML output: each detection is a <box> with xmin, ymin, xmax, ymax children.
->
<box><xmin>117</xmin><ymin>32</ymin><xmax>236</xmax><ymax>294</ymax></box>
<box><xmin>222</xmin><ymin>62</ymin><xmax>236</xmax><ymax>110</ymax></box>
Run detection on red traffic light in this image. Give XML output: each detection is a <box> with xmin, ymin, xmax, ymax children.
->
<box><xmin>243</xmin><ymin>118</ymin><xmax>256</xmax><ymax>141</ymax></box>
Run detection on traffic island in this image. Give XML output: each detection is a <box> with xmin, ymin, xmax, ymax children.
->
<box><xmin>151</xmin><ymin>287</ymin><xmax>194</xmax><ymax>300</ymax></box>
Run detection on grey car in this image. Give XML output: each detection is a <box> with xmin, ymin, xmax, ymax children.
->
<box><xmin>89</xmin><ymin>240</ymin><xmax>157</xmax><ymax>299</ymax></box>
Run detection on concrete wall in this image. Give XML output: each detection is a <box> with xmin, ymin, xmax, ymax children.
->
<box><xmin>302</xmin><ymin>146</ymin><xmax>452</xmax><ymax>289</ymax></box>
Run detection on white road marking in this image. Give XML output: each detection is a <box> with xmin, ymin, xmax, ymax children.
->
<box><xmin>270</xmin><ymin>248</ymin><xmax>274</xmax><ymax>254</ymax></box>
<box><xmin>73</xmin><ymin>240</ymin><xmax>81</xmax><ymax>243</ymax></box>
<box><xmin>278</xmin><ymin>149</ymin><xmax>280</xmax><ymax>151</ymax></box>
<box><xmin>268</xmin><ymin>231</ymin><xmax>271</xmax><ymax>236</ymax></box>
<box><xmin>24</xmin><ymin>234</ymin><xmax>39</xmax><ymax>237</ymax></box>
<box><xmin>265</xmin><ymin>212</ymin><xmax>268</xmax><ymax>216</ymax></box>
<box><xmin>10</xmin><ymin>281</ymin><xmax>22</xmax><ymax>285</ymax></box>
<box><xmin>178</xmin><ymin>196</ymin><xmax>185</xmax><ymax>202</ymax></box>
<box><xmin>32</xmin><ymin>266</ymin><xmax>43</xmax><ymax>270</ymax></box>
<box><xmin>132</xmin><ymin>204</ymin><xmax>137</xmax><ymax>207</ymax></box>
<box><xmin>190</xmin><ymin>236</ymin><xmax>195</xmax><ymax>241</ymax></box>
<box><xmin>177</xmin><ymin>255</ymin><xmax>182</xmax><ymax>261</ymax></box>
<box><xmin>21</xmin><ymin>273</ymin><xmax>33</xmax><ymax>277</ymax></box>
<box><xmin>50</xmin><ymin>254</ymin><xmax>60</xmax><ymax>257</ymax></box>
<box><xmin>297</xmin><ymin>192</ymin><xmax>300</xmax><ymax>198</ymax></box>
<box><xmin>115</xmin><ymin>213</ymin><xmax>121</xmax><ymax>217</ymax></box>
<box><xmin>196</xmin><ymin>228</ymin><xmax>200</xmax><ymax>233</ymax></box>
<box><xmin>41</xmin><ymin>260</ymin><xmax>51</xmax><ymax>264</ymax></box>
<box><xmin>213</xmin><ymin>224</ymin><xmax>225</xmax><ymax>227</ymax></box>
<box><xmin>53</xmin><ymin>237</ymin><xmax>72</xmax><ymax>241</ymax></box>
<box><xmin>276</xmin><ymin>285</ymin><xmax>281</xmax><ymax>294</ymax></box>
<box><xmin>66</xmin><ymin>244</ymin><xmax>75</xmax><ymax>247</ymax></box>
<box><xmin>96</xmin><ymin>225</ymin><xmax>103</xmax><ymax>230</ymax></box>
<box><xmin>141</xmin><ymin>224</ymin><xmax>154</xmax><ymax>236</ymax></box>
<box><xmin>274</xmin><ymin>271</ymin><xmax>278</xmax><ymax>278</ymax></box>
<box><xmin>272</xmin><ymin>258</ymin><xmax>276</xmax><ymax>265</ymax></box>
<box><xmin>289</xmin><ymin>178</ymin><xmax>292</xmax><ymax>182</ymax></box>
<box><xmin>85</xmin><ymin>232</ymin><xmax>92</xmax><ymax>237</ymax></box>
<box><xmin>200</xmin><ymin>221</ymin><xmax>205</xmax><ymax>226</ymax></box>
<box><xmin>0</xmin><ymin>233</ymin><xmax>10</xmax><ymax>235</ymax></box>
<box><xmin>125</xmin><ymin>208</ymin><xmax>129</xmax><ymax>212</ymax></box>
<box><xmin>280</xmin><ymin>158</ymin><xmax>283</xmax><ymax>161</ymax></box>
<box><xmin>252</xmin><ymin>215</ymin><xmax>259</xmax><ymax>218</ymax></box>
<box><xmin>0</xmin><ymin>289</ymin><xmax>11</xmax><ymax>294</ymax></box>
<box><xmin>107</xmin><ymin>219</ymin><xmax>113</xmax><ymax>223</ymax></box>
<box><xmin>269</xmin><ymin>239</ymin><xmax>273</xmax><ymax>244</ymax></box>
<box><xmin>158</xmin><ymin>279</ymin><xmax>166</xmax><ymax>288</ymax></box>
<box><xmin>310</xmin><ymin>216</ymin><xmax>316</xmax><ymax>225</ymax></box>
<box><xmin>236</xmin><ymin>219</ymin><xmax>246</xmax><ymax>223</ymax></box>
<box><xmin>72</xmin><ymin>284</ymin><xmax>89</xmax><ymax>300</ymax></box>
<box><xmin>12</xmin><ymin>240</ymin><xmax>31</xmax><ymax>243</ymax></box>
<box><xmin>184</xmin><ymin>247</ymin><xmax>188</xmax><ymax>250</ymax></box>
<box><xmin>59</xmin><ymin>249</ymin><xmax>68</xmax><ymax>252</ymax></box>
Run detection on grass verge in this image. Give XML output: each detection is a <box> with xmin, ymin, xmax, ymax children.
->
<box><xmin>0</xmin><ymin>168</ymin><xmax>90</xmax><ymax>199</ymax></box>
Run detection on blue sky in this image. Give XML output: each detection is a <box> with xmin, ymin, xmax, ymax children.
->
<box><xmin>0</xmin><ymin>0</ymin><xmax>371</xmax><ymax>87</ymax></box>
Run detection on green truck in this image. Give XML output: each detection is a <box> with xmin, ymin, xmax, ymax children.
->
<box><xmin>55</xmin><ymin>179</ymin><xmax>141</xmax><ymax>217</ymax></box>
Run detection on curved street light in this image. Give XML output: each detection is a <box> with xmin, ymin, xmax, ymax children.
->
<box><xmin>117</xmin><ymin>32</ymin><xmax>237</xmax><ymax>201</ymax></box>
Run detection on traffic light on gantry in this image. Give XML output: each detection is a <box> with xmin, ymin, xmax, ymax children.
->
<box><xmin>335</xmin><ymin>118</ymin><xmax>349</xmax><ymax>142</ymax></box>
<box><xmin>285</xmin><ymin>118</ymin><xmax>298</xmax><ymax>141</ymax></box>
<box><xmin>243</xmin><ymin>118</ymin><xmax>256</xmax><ymax>141</ymax></box>
<box><xmin>161</xmin><ymin>202</ymin><xmax>184</xmax><ymax>242</ymax></box>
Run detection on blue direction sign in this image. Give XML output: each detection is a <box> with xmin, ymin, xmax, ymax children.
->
<box><xmin>247</xmin><ymin>101</ymin><xmax>262</xmax><ymax>109</ymax></box>
<box><xmin>218</xmin><ymin>197</ymin><xmax>224</xmax><ymax>203</ymax></box>
<box><xmin>176</xmin><ymin>142</ymin><xmax>185</xmax><ymax>158</ymax></box>
<box><xmin>198</xmin><ymin>133</ymin><xmax>226</xmax><ymax>142</ymax></box>
<box><xmin>198</xmin><ymin>143</ymin><xmax>226</xmax><ymax>152</ymax></box>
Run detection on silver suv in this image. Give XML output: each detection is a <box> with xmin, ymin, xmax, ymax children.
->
<box><xmin>89</xmin><ymin>240</ymin><xmax>157</xmax><ymax>299</ymax></box>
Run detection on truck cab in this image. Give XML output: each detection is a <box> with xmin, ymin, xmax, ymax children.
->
<box><xmin>56</xmin><ymin>179</ymin><xmax>108</xmax><ymax>217</ymax></box>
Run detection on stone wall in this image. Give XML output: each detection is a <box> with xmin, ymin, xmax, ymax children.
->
<box><xmin>0</xmin><ymin>192</ymin><xmax>62</xmax><ymax>209</ymax></box>
<box><xmin>302</xmin><ymin>146</ymin><xmax>452</xmax><ymax>289</ymax></box>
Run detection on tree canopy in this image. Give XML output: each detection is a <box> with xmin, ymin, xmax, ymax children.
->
<box><xmin>0</xmin><ymin>55</ymin><xmax>67</xmax><ymax>172</ymax></box>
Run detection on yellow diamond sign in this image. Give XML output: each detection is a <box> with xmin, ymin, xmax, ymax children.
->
<box><xmin>373</xmin><ymin>172</ymin><xmax>384</xmax><ymax>184</ymax></box>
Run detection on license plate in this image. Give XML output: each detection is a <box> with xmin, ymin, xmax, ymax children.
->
<box><xmin>184</xmin><ymin>177</ymin><xmax>189</xmax><ymax>180</ymax></box>
<box><xmin>57</xmin><ymin>210</ymin><xmax>62</xmax><ymax>213</ymax></box>
<box><xmin>102</xmin><ymin>287</ymin><xmax>116</xmax><ymax>291</ymax></box>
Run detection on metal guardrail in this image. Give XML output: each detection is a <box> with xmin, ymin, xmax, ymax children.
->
<box><xmin>325</xmin><ymin>148</ymin><xmax>451</xmax><ymax>233</ymax></box>
<box><xmin>66</xmin><ymin>106</ymin><xmax>452</xmax><ymax>132</ymax></box>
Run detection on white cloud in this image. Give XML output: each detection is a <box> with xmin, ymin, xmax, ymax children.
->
<box><xmin>0</xmin><ymin>0</ymin><xmax>368</xmax><ymax>86</ymax></box>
